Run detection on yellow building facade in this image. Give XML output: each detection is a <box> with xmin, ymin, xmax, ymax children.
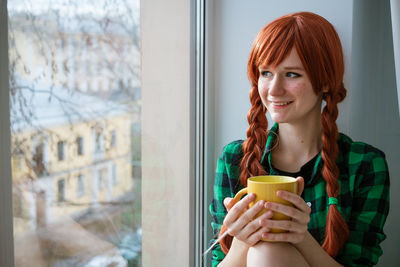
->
<box><xmin>12</xmin><ymin>109</ymin><xmax>136</xmax><ymax>235</ymax></box>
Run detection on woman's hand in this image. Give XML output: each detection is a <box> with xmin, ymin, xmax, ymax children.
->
<box><xmin>223</xmin><ymin>193</ymin><xmax>274</xmax><ymax>247</ymax></box>
<box><xmin>259</xmin><ymin>176</ymin><xmax>311</xmax><ymax>244</ymax></box>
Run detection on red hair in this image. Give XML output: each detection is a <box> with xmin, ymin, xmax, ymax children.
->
<box><xmin>219</xmin><ymin>12</ymin><xmax>349</xmax><ymax>257</ymax></box>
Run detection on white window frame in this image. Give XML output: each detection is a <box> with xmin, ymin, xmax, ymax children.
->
<box><xmin>141</xmin><ymin>0</ymin><xmax>201</xmax><ymax>266</ymax></box>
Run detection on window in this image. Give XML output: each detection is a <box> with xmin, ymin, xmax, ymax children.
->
<box><xmin>57</xmin><ymin>141</ymin><xmax>65</xmax><ymax>161</ymax></box>
<box><xmin>98</xmin><ymin>169</ymin><xmax>103</xmax><ymax>190</ymax></box>
<box><xmin>77</xmin><ymin>174</ymin><xmax>85</xmax><ymax>197</ymax></box>
<box><xmin>111</xmin><ymin>130</ymin><xmax>117</xmax><ymax>148</ymax></box>
<box><xmin>76</xmin><ymin>136</ymin><xmax>84</xmax><ymax>156</ymax></box>
<box><xmin>57</xmin><ymin>179</ymin><xmax>65</xmax><ymax>203</ymax></box>
<box><xmin>33</xmin><ymin>143</ymin><xmax>45</xmax><ymax>175</ymax></box>
<box><xmin>94</xmin><ymin>127</ymin><xmax>104</xmax><ymax>154</ymax></box>
<box><xmin>6</xmin><ymin>0</ymin><xmax>142</xmax><ymax>266</ymax></box>
<box><xmin>2</xmin><ymin>0</ymin><xmax>196</xmax><ymax>266</ymax></box>
<box><xmin>112</xmin><ymin>163</ymin><xmax>118</xmax><ymax>186</ymax></box>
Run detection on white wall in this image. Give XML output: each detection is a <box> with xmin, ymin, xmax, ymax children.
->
<box><xmin>205</xmin><ymin>0</ymin><xmax>399</xmax><ymax>266</ymax></box>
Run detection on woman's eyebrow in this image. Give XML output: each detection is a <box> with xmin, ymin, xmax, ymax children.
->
<box><xmin>258</xmin><ymin>65</ymin><xmax>305</xmax><ymax>71</ymax></box>
<box><xmin>283</xmin><ymin>66</ymin><xmax>304</xmax><ymax>71</ymax></box>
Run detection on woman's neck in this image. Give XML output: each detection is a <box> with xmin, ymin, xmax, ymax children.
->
<box><xmin>272</xmin><ymin>120</ymin><xmax>322</xmax><ymax>172</ymax></box>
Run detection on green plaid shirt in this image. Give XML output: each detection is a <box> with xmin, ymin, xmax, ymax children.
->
<box><xmin>209</xmin><ymin>123</ymin><xmax>390</xmax><ymax>267</ymax></box>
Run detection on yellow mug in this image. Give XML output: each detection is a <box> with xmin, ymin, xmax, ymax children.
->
<box><xmin>232</xmin><ymin>175</ymin><xmax>298</xmax><ymax>239</ymax></box>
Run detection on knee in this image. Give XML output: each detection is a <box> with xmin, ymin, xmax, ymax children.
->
<box><xmin>247</xmin><ymin>242</ymin><xmax>309</xmax><ymax>267</ymax></box>
<box><xmin>248</xmin><ymin>241</ymin><xmax>292</xmax><ymax>259</ymax></box>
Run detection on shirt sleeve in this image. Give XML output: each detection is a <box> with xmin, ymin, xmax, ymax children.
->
<box><xmin>209</xmin><ymin>142</ymin><xmax>242</xmax><ymax>267</ymax></box>
<box><xmin>337</xmin><ymin>149</ymin><xmax>390</xmax><ymax>266</ymax></box>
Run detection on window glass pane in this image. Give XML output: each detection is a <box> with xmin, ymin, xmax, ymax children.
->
<box><xmin>77</xmin><ymin>136</ymin><xmax>84</xmax><ymax>156</ymax></box>
<box><xmin>8</xmin><ymin>0</ymin><xmax>141</xmax><ymax>266</ymax></box>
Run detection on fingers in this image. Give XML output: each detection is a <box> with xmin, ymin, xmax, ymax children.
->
<box><xmin>223</xmin><ymin>197</ymin><xmax>234</xmax><ymax>210</ymax></box>
<box><xmin>296</xmin><ymin>176</ymin><xmax>304</xmax><ymax>196</ymax></box>
<box><xmin>223</xmin><ymin>193</ymin><xmax>255</xmax><ymax>222</ymax></box>
<box><xmin>223</xmin><ymin>193</ymin><xmax>275</xmax><ymax>246</ymax></box>
<box><xmin>264</xmin><ymin>201</ymin><xmax>310</xmax><ymax>224</ymax></box>
<box><xmin>275</xmin><ymin>190</ymin><xmax>311</xmax><ymax>215</ymax></box>
<box><xmin>229</xmin><ymin>201</ymin><xmax>267</xmax><ymax>233</ymax></box>
<box><xmin>231</xmin><ymin>210</ymin><xmax>274</xmax><ymax>246</ymax></box>
<box><xmin>259</xmin><ymin>218</ymin><xmax>308</xmax><ymax>234</ymax></box>
<box><xmin>245</xmin><ymin>221</ymin><xmax>272</xmax><ymax>245</ymax></box>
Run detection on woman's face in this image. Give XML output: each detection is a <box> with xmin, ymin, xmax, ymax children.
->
<box><xmin>257</xmin><ymin>48</ymin><xmax>322</xmax><ymax>125</ymax></box>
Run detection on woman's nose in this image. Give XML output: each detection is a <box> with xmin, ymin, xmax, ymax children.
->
<box><xmin>269</xmin><ymin>75</ymin><xmax>284</xmax><ymax>96</ymax></box>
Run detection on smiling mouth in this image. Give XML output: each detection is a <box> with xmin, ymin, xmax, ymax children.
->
<box><xmin>271</xmin><ymin>101</ymin><xmax>293</xmax><ymax>107</ymax></box>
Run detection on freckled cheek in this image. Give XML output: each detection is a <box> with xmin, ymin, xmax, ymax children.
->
<box><xmin>258</xmin><ymin>82</ymin><xmax>269</xmax><ymax>99</ymax></box>
<box><xmin>287</xmin><ymin>82</ymin><xmax>311</xmax><ymax>96</ymax></box>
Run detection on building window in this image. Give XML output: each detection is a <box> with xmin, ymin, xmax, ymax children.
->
<box><xmin>77</xmin><ymin>174</ymin><xmax>85</xmax><ymax>197</ymax></box>
<box><xmin>112</xmin><ymin>164</ymin><xmax>117</xmax><ymax>186</ymax></box>
<box><xmin>76</xmin><ymin>136</ymin><xmax>84</xmax><ymax>155</ymax></box>
<box><xmin>57</xmin><ymin>141</ymin><xmax>65</xmax><ymax>161</ymax></box>
<box><xmin>33</xmin><ymin>143</ymin><xmax>45</xmax><ymax>175</ymax></box>
<box><xmin>98</xmin><ymin>169</ymin><xmax>103</xmax><ymax>190</ymax></box>
<box><xmin>57</xmin><ymin>179</ymin><xmax>65</xmax><ymax>203</ymax></box>
<box><xmin>110</xmin><ymin>130</ymin><xmax>117</xmax><ymax>148</ymax></box>
<box><xmin>94</xmin><ymin>127</ymin><xmax>103</xmax><ymax>154</ymax></box>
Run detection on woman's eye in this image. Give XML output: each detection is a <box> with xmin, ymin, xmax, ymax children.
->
<box><xmin>286</xmin><ymin>72</ymin><xmax>300</xmax><ymax>78</ymax></box>
<box><xmin>260</xmin><ymin>71</ymin><xmax>272</xmax><ymax>77</ymax></box>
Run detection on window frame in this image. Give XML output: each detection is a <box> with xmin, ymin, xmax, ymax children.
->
<box><xmin>0</xmin><ymin>0</ymin><xmax>14</xmax><ymax>265</ymax></box>
<box><xmin>0</xmin><ymin>0</ymin><xmax>204</xmax><ymax>266</ymax></box>
<box><xmin>141</xmin><ymin>0</ymin><xmax>201</xmax><ymax>265</ymax></box>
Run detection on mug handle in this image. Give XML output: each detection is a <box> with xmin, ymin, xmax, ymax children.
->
<box><xmin>227</xmin><ymin>187</ymin><xmax>248</xmax><ymax>211</ymax></box>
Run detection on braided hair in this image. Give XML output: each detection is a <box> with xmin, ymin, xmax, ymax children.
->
<box><xmin>219</xmin><ymin>11</ymin><xmax>349</xmax><ymax>257</ymax></box>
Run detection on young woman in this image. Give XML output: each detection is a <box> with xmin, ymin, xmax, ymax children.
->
<box><xmin>209</xmin><ymin>12</ymin><xmax>390</xmax><ymax>267</ymax></box>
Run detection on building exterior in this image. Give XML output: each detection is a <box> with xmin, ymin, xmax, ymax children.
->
<box><xmin>8</xmin><ymin>5</ymin><xmax>140</xmax><ymax>238</ymax></box>
<box><xmin>11</xmin><ymin>87</ymin><xmax>136</xmax><ymax>235</ymax></box>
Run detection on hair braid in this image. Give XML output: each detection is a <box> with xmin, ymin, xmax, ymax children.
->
<box><xmin>239</xmin><ymin>85</ymin><xmax>268</xmax><ymax>186</ymax></box>
<box><xmin>218</xmin><ymin>85</ymin><xmax>268</xmax><ymax>254</ymax></box>
<box><xmin>320</xmin><ymin>86</ymin><xmax>349</xmax><ymax>257</ymax></box>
